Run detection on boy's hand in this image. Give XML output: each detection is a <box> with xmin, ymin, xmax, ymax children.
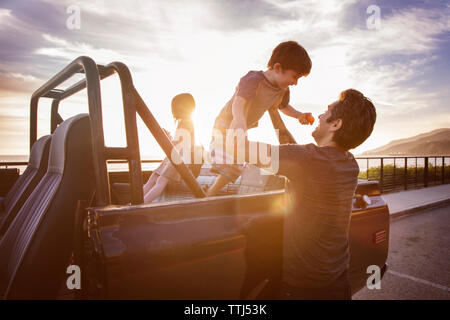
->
<box><xmin>298</xmin><ymin>113</ymin><xmax>314</xmax><ymax>125</ymax></box>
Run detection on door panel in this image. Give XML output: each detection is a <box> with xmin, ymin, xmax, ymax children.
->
<box><xmin>85</xmin><ymin>189</ymin><xmax>389</xmax><ymax>299</ymax></box>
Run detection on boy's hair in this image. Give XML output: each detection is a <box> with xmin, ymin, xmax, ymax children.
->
<box><xmin>171</xmin><ymin>93</ymin><xmax>195</xmax><ymax>120</ymax></box>
<box><xmin>328</xmin><ymin>89</ymin><xmax>376</xmax><ymax>150</ymax></box>
<box><xmin>267</xmin><ymin>41</ymin><xmax>312</xmax><ymax>76</ymax></box>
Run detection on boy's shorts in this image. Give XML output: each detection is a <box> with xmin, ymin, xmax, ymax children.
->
<box><xmin>209</xmin><ymin>137</ymin><xmax>244</xmax><ymax>183</ymax></box>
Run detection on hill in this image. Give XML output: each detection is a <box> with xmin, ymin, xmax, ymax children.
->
<box><xmin>362</xmin><ymin>128</ymin><xmax>450</xmax><ymax>156</ymax></box>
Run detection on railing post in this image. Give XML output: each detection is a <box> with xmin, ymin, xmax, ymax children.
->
<box><xmin>415</xmin><ymin>157</ymin><xmax>418</xmax><ymax>188</ymax></box>
<box><xmin>434</xmin><ymin>157</ymin><xmax>437</xmax><ymax>185</ymax></box>
<box><xmin>367</xmin><ymin>158</ymin><xmax>369</xmax><ymax>180</ymax></box>
<box><xmin>424</xmin><ymin>157</ymin><xmax>429</xmax><ymax>188</ymax></box>
<box><xmin>443</xmin><ymin>157</ymin><xmax>445</xmax><ymax>185</ymax></box>
<box><xmin>380</xmin><ymin>158</ymin><xmax>384</xmax><ymax>193</ymax></box>
<box><xmin>393</xmin><ymin>158</ymin><xmax>396</xmax><ymax>190</ymax></box>
<box><xmin>404</xmin><ymin>157</ymin><xmax>408</xmax><ymax>190</ymax></box>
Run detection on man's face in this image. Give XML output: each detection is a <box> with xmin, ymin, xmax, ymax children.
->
<box><xmin>312</xmin><ymin>100</ymin><xmax>339</xmax><ymax>144</ymax></box>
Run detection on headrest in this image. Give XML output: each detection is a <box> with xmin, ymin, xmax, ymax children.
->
<box><xmin>47</xmin><ymin>114</ymin><xmax>91</xmax><ymax>174</ymax></box>
<box><xmin>28</xmin><ymin>135</ymin><xmax>51</xmax><ymax>169</ymax></box>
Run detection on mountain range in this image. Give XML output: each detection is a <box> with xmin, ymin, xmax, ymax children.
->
<box><xmin>362</xmin><ymin>128</ymin><xmax>450</xmax><ymax>156</ymax></box>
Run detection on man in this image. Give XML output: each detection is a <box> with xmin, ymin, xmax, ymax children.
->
<box><xmin>244</xmin><ymin>89</ymin><xmax>376</xmax><ymax>299</ymax></box>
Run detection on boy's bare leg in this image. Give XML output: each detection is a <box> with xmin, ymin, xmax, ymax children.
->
<box><xmin>206</xmin><ymin>174</ymin><xmax>231</xmax><ymax>196</ymax></box>
<box><xmin>144</xmin><ymin>175</ymin><xmax>169</xmax><ymax>203</ymax></box>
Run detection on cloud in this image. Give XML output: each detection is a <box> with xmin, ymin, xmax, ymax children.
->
<box><xmin>339</xmin><ymin>7</ymin><xmax>450</xmax><ymax>60</ymax></box>
<box><xmin>0</xmin><ymin>1</ymin><xmax>72</xmax><ymax>80</ymax></box>
<box><xmin>0</xmin><ymin>0</ymin><xmax>449</xmax><ymax>155</ymax></box>
<box><xmin>35</xmin><ymin>34</ymin><xmax>126</xmax><ymax>62</ymax></box>
<box><xmin>339</xmin><ymin>7</ymin><xmax>450</xmax><ymax>116</ymax></box>
<box><xmin>204</xmin><ymin>0</ymin><xmax>299</xmax><ymax>32</ymax></box>
<box><xmin>0</xmin><ymin>69</ymin><xmax>43</xmax><ymax>95</ymax></box>
<box><xmin>280</xmin><ymin>5</ymin><xmax>450</xmax><ymax>108</ymax></box>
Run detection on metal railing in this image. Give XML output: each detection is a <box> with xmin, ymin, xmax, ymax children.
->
<box><xmin>355</xmin><ymin>156</ymin><xmax>450</xmax><ymax>193</ymax></box>
<box><xmin>4</xmin><ymin>155</ymin><xmax>450</xmax><ymax>194</ymax></box>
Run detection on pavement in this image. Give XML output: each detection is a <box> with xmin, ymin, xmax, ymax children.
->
<box><xmin>353</xmin><ymin>204</ymin><xmax>450</xmax><ymax>300</ymax></box>
<box><xmin>382</xmin><ymin>184</ymin><xmax>450</xmax><ymax>218</ymax></box>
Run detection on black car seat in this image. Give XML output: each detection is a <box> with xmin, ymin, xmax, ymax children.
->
<box><xmin>0</xmin><ymin>113</ymin><xmax>95</xmax><ymax>299</ymax></box>
<box><xmin>0</xmin><ymin>135</ymin><xmax>51</xmax><ymax>236</ymax></box>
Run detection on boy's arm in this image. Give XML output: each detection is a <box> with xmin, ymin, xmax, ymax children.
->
<box><xmin>230</xmin><ymin>96</ymin><xmax>248</xmax><ymax>131</ymax></box>
<box><xmin>224</xmin><ymin>96</ymin><xmax>248</xmax><ymax>153</ymax></box>
<box><xmin>280</xmin><ymin>104</ymin><xmax>303</xmax><ymax>118</ymax></box>
<box><xmin>280</xmin><ymin>104</ymin><xmax>314</xmax><ymax>125</ymax></box>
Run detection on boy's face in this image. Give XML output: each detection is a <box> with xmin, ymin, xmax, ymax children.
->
<box><xmin>273</xmin><ymin>64</ymin><xmax>305</xmax><ymax>89</ymax></box>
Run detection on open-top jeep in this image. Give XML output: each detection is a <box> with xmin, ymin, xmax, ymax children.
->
<box><xmin>0</xmin><ymin>57</ymin><xmax>388</xmax><ymax>299</ymax></box>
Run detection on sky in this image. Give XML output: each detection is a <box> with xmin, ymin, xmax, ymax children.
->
<box><xmin>0</xmin><ymin>0</ymin><xmax>449</xmax><ymax>159</ymax></box>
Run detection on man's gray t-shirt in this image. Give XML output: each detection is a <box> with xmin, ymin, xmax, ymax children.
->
<box><xmin>277</xmin><ymin>143</ymin><xmax>359</xmax><ymax>288</ymax></box>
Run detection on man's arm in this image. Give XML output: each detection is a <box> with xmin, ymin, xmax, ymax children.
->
<box><xmin>242</xmin><ymin>141</ymin><xmax>306</xmax><ymax>179</ymax></box>
<box><xmin>243</xmin><ymin>140</ymin><xmax>278</xmax><ymax>173</ymax></box>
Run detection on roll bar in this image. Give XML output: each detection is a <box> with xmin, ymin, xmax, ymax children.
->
<box><xmin>30</xmin><ymin>56</ymin><xmax>205</xmax><ymax>207</ymax></box>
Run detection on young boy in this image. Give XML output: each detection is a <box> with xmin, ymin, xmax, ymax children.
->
<box><xmin>206</xmin><ymin>41</ymin><xmax>313</xmax><ymax>196</ymax></box>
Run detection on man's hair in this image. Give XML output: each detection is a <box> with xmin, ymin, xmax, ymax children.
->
<box><xmin>267</xmin><ymin>41</ymin><xmax>312</xmax><ymax>75</ymax></box>
<box><xmin>327</xmin><ymin>89</ymin><xmax>377</xmax><ymax>150</ymax></box>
